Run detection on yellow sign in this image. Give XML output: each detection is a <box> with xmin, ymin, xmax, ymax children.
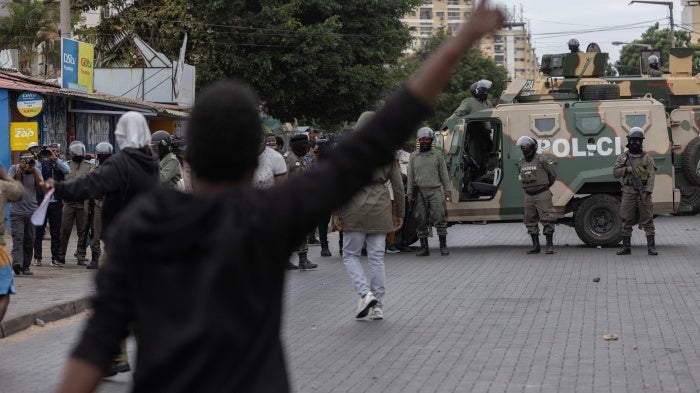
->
<box><xmin>10</xmin><ymin>122</ymin><xmax>39</xmax><ymax>150</ymax></box>
<box><xmin>77</xmin><ymin>41</ymin><xmax>94</xmax><ymax>93</ymax></box>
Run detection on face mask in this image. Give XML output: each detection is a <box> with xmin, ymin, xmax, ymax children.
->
<box><xmin>521</xmin><ymin>146</ymin><xmax>536</xmax><ymax>160</ymax></box>
<box><xmin>627</xmin><ymin>139</ymin><xmax>643</xmax><ymax>154</ymax></box>
<box><xmin>72</xmin><ymin>156</ymin><xmax>84</xmax><ymax>163</ymax></box>
<box><xmin>291</xmin><ymin>141</ymin><xmax>307</xmax><ymax>157</ymax></box>
<box><xmin>419</xmin><ymin>140</ymin><xmax>432</xmax><ymax>152</ymax></box>
<box><xmin>97</xmin><ymin>154</ymin><xmax>112</xmax><ymax>164</ymax></box>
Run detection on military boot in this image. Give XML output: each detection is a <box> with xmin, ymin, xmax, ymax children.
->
<box><xmin>616</xmin><ymin>236</ymin><xmax>631</xmax><ymax>255</ymax></box>
<box><xmin>416</xmin><ymin>238</ymin><xmax>430</xmax><ymax>257</ymax></box>
<box><xmin>286</xmin><ymin>261</ymin><xmax>299</xmax><ymax>271</ymax></box>
<box><xmin>646</xmin><ymin>235</ymin><xmax>658</xmax><ymax>256</ymax></box>
<box><xmin>298</xmin><ymin>252</ymin><xmax>318</xmax><ymax>271</ymax></box>
<box><xmin>544</xmin><ymin>234</ymin><xmax>554</xmax><ymax>255</ymax></box>
<box><xmin>527</xmin><ymin>234</ymin><xmax>540</xmax><ymax>254</ymax></box>
<box><xmin>439</xmin><ymin>235</ymin><xmax>449</xmax><ymax>256</ymax></box>
<box><xmin>87</xmin><ymin>252</ymin><xmax>100</xmax><ymax>270</ymax></box>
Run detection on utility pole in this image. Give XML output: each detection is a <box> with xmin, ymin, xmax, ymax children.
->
<box><xmin>60</xmin><ymin>0</ymin><xmax>70</xmax><ymax>38</ymax></box>
<box><xmin>629</xmin><ymin>1</ymin><xmax>675</xmax><ymax>48</ymax></box>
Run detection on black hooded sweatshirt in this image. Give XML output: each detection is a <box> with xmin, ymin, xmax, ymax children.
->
<box><xmin>71</xmin><ymin>88</ymin><xmax>431</xmax><ymax>392</ymax></box>
<box><xmin>53</xmin><ymin>147</ymin><xmax>159</xmax><ymax>232</ymax></box>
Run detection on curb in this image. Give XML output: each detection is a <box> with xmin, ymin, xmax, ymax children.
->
<box><xmin>0</xmin><ymin>297</ymin><xmax>91</xmax><ymax>338</ymax></box>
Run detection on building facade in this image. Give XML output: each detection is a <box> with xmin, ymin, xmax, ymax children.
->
<box><xmin>402</xmin><ymin>1</ymin><xmax>539</xmax><ymax>79</ymax></box>
<box><xmin>681</xmin><ymin>1</ymin><xmax>700</xmax><ymax>45</ymax></box>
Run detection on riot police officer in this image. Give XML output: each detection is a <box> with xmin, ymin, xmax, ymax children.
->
<box><xmin>445</xmin><ymin>79</ymin><xmax>493</xmax><ymax>123</ymax></box>
<box><xmin>647</xmin><ymin>55</ymin><xmax>665</xmax><ymax>77</ymax></box>
<box><xmin>568</xmin><ymin>38</ymin><xmax>580</xmax><ymax>53</ymax></box>
<box><xmin>151</xmin><ymin>130</ymin><xmax>183</xmax><ymax>190</ymax></box>
<box><xmin>516</xmin><ymin>136</ymin><xmax>556</xmax><ymax>254</ymax></box>
<box><xmin>285</xmin><ymin>133</ymin><xmax>318</xmax><ymax>270</ymax></box>
<box><xmin>407</xmin><ymin>127</ymin><xmax>451</xmax><ymax>256</ymax></box>
<box><xmin>613</xmin><ymin>127</ymin><xmax>657</xmax><ymax>255</ymax></box>
<box><xmin>85</xmin><ymin>142</ymin><xmax>114</xmax><ymax>269</ymax></box>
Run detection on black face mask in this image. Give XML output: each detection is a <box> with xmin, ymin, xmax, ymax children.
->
<box><xmin>522</xmin><ymin>146</ymin><xmax>536</xmax><ymax>160</ymax></box>
<box><xmin>477</xmin><ymin>92</ymin><xmax>488</xmax><ymax>102</ymax></box>
<box><xmin>291</xmin><ymin>141</ymin><xmax>308</xmax><ymax>157</ymax></box>
<box><xmin>97</xmin><ymin>154</ymin><xmax>112</xmax><ymax>164</ymax></box>
<box><xmin>419</xmin><ymin>140</ymin><xmax>432</xmax><ymax>152</ymax></box>
<box><xmin>627</xmin><ymin>139</ymin><xmax>643</xmax><ymax>154</ymax></box>
<box><xmin>72</xmin><ymin>156</ymin><xmax>84</xmax><ymax>163</ymax></box>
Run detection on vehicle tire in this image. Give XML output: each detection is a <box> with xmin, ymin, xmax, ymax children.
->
<box><xmin>675</xmin><ymin>185</ymin><xmax>700</xmax><ymax>216</ymax></box>
<box><xmin>574</xmin><ymin>194</ymin><xmax>622</xmax><ymax>247</ymax></box>
<box><xmin>680</xmin><ymin>136</ymin><xmax>700</xmax><ymax>186</ymax></box>
<box><xmin>579</xmin><ymin>84</ymin><xmax>620</xmax><ymax>101</ymax></box>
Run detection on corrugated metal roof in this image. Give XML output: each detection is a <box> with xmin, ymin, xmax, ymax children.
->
<box><xmin>0</xmin><ymin>71</ymin><xmax>190</xmax><ymax>118</ymax></box>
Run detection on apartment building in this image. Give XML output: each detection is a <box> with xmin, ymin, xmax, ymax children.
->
<box><xmin>402</xmin><ymin>1</ymin><xmax>539</xmax><ymax>79</ymax></box>
<box><xmin>681</xmin><ymin>1</ymin><xmax>700</xmax><ymax>44</ymax></box>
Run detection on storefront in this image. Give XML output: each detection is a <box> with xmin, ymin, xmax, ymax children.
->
<box><xmin>0</xmin><ymin>71</ymin><xmax>189</xmax><ymax>169</ymax></box>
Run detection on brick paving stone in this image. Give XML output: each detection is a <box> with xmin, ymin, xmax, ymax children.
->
<box><xmin>1</xmin><ymin>216</ymin><xmax>700</xmax><ymax>393</ymax></box>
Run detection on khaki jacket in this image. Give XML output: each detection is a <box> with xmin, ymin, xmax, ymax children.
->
<box><xmin>340</xmin><ymin>163</ymin><xmax>405</xmax><ymax>233</ymax></box>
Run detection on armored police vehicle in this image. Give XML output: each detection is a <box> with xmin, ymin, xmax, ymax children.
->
<box><xmin>437</xmin><ymin>49</ymin><xmax>700</xmax><ymax>247</ymax></box>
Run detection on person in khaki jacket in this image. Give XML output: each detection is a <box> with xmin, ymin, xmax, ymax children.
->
<box><xmin>59</xmin><ymin>141</ymin><xmax>94</xmax><ymax>265</ymax></box>
<box><xmin>407</xmin><ymin>127</ymin><xmax>451</xmax><ymax>257</ymax></box>
<box><xmin>338</xmin><ymin>111</ymin><xmax>405</xmax><ymax>320</ymax></box>
<box><xmin>0</xmin><ymin>163</ymin><xmax>24</xmax><ymax>322</ymax></box>
<box><xmin>516</xmin><ymin>136</ymin><xmax>557</xmax><ymax>254</ymax></box>
<box><xmin>613</xmin><ymin>127</ymin><xmax>657</xmax><ymax>255</ymax></box>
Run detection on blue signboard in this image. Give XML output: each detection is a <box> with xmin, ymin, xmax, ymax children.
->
<box><xmin>61</xmin><ymin>38</ymin><xmax>79</xmax><ymax>91</ymax></box>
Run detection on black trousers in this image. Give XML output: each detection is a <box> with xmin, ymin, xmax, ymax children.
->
<box><xmin>318</xmin><ymin>214</ymin><xmax>330</xmax><ymax>248</ymax></box>
<box><xmin>34</xmin><ymin>201</ymin><xmax>63</xmax><ymax>261</ymax></box>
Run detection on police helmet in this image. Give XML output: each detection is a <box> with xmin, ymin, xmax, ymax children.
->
<box><xmin>627</xmin><ymin>127</ymin><xmax>645</xmax><ymax>140</ymax></box>
<box><xmin>568</xmin><ymin>38</ymin><xmax>579</xmax><ymax>47</ymax></box>
<box><xmin>648</xmin><ymin>54</ymin><xmax>659</xmax><ymax>66</ymax></box>
<box><xmin>470</xmin><ymin>79</ymin><xmax>492</xmax><ymax>97</ymax></box>
<box><xmin>95</xmin><ymin>142</ymin><xmax>114</xmax><ymax>155</ymax></box>
<box><xmin>68</xmin><ymin>141</ymin><xmax>86</xmax><ymax>157</ymax></box>
<box><xmin>151</xmin><ymin>130</ymin><xmax>172</xmax><ymax>147</ymax></box>
<box><xmin>516</xmin><ymin>136</ymin><xmax>537</xmax><ymax>147</ymax></box>
<box><xmin>417</xmin><ymin>127</ymin><xmax>434</xmax><ymax>139</ymax></box>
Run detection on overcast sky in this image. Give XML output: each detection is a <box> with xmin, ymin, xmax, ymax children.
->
<box><xmin>498</xmin><ymin>0</ymin><xmax>686</xmax><ymax>64</ymax></box>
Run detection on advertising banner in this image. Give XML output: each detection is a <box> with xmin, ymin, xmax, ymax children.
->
<box><xmin>10</xmin><ymin>122</ymin><xmax>38</xmax><ymax>150</ymax></box>
<box><xmin>16</xmin><ymin>91</ymin><xmax>44</xmax><ymax>117</ymax></box>
<box><xmin>62</xmin><ymin>38</ymin><xmax>94</xmax><ymax>93</ymax></box>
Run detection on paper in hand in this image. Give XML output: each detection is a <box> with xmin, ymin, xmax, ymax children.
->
<box><xmin>31</xmin><ymin>188</ymin><xmax>55</xmax><ymax>226</ymax></box>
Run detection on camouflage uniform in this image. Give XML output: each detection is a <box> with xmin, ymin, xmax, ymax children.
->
<box><xmin>518</xmin><ymin>153</ymin><xmax>556</xmax><ymax>236</ymax></box>
<box><xmin>613</xmin><ymin>152</ymin><xmax>656</xmax><ymax>237</ymax></box>
<box><xmin>407</xmin><ymin>149</ymin><xmax>450</xmax><ymax>240</ymax></box>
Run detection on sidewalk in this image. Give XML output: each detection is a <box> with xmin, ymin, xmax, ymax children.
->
<box><xmin>0</xmin><ymin>231</ymin><xmax>96</xmax><ymax>338</ymax></box>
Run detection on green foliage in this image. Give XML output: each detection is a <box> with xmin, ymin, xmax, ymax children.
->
<box><xmin>0</xmin><ymin>0</ymin><xmax>58</xmax><ymax>74</ymax></box>
<box><xmin>615</xmin><ymin>23</ymin><xmax>700</xmax><ymax>75</ymax></box>
<box><xmin>73</xmin><ymin>0</ymin><xmax>422</xmax><ymax>128</ymax></box>
<box><xmin>387</xmin><ymin>29</ymin><xmax>507</xmax><ymax>130</ymax></box>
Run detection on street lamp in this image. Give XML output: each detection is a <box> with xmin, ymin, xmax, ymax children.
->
<box><xmin>612</xmin><ymin>41</ymin><xmax>653</xmax><ymax>50</ymax></box>
<box><xmin>628</xmin><ymin>1</ymin><xmax>675</xmax><ymax>48</ymax></box>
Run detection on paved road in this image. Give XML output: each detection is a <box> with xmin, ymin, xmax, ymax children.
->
<box><xmin>1</xmin><ymin>216</ymin><xmax>700</xmax><ymax>392</ymax></box>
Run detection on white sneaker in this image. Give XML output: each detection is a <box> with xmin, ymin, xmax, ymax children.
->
<box><xmin>370</xmin><ymin>306</ymin><xmax>383</xmax><ymax>320</ymax></box>
<box><xmin>355</xmin><ymin>292</ymin><xmax>378</xmax><ymax>319</ymax></box>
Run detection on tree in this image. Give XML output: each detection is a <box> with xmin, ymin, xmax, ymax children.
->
<box><xmin>615</xmin><ymin>23</ymin><xmax>700</xmax><ymax>75</ymax></box>
<box><xmin>0</xmin><ymin>0</ymin><xmax>58</xmax><ymax>75</ymax></box>
<box><xmin>72</xmin><ymin>0</ymin><xmax>422</xmax><ymax>128</ymax></box>
<box><xmin>388</xmin><ymin>29</ymin><xmax>507</xmax><ymax>130</ymax></box>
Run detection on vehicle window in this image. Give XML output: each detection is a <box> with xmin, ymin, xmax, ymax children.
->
<box><xmin>535</xmin><ymin>118</ymin><xmax>555</xmax><ymax>132</ymax></box>
<box><xmin>575</xmin><ymin>113</ymin><xmax>604</xmax><ymax>135</ymax></box>
<box><xmin>625</xmin><ymin>114</ymin><xmax>646</xmax><ymax>129</ymax></box>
